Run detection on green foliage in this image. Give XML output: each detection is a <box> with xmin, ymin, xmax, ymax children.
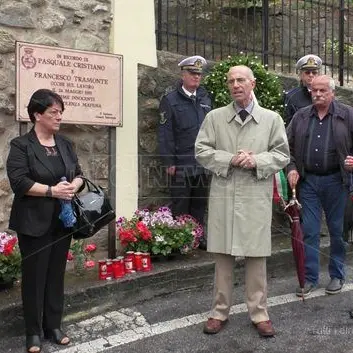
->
<box><xmin>0</xmin><ymin>254</ymin><xmax>21</xmax><ymax>283</ymax></box>
<box><xmin>236</xmin><ymin>0</ymin><xmax>263</xmax><ymax>7</ymax></box>
<box><xmin>325</xmin><ymin>38</ymin><xmax>353</xmax><ymax>56</ymax></box>
<box><xmin>125</xmin><ymin>237</ymin><xmax>151</xmax><ymax>253</ymax></box>
<box><xmin>117</xmin><ymin>207</ymin><xmax>203</xmax><ymax>256</ymax></box>
<box><xmin>203</xmin><ymin>53</ymin><xmax>284</xmax><ymax>116</ymax></box>
<box><xmin>150</xmin><ymin>222</ymin><xmax>195</xmax><ymax>256</ymax></box>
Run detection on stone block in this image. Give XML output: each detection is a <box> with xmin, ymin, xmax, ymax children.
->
<box><xmin>93</xmin><ymin>138</ymin><xmax>108</xmax><ymax>154</ymax></box>
<box><xmin>28</xmin><ymin>0</ymin><xmax>47</xmax><ymax>7</ymax></box>
<box><xmin>0</xmin><ymin>178</ymin><xmax>11</xmax><ymax>195</ymax></box>
<box><xmin>0</xmin><ymin>93</ymin><xmax>11</xmax><ymax>114</ymax></box>
<box><xmin>82</xmin><ymin>0</ymin><xmax>99</xmax><ymax>11</ymax></box>
<box><xmin>74</xmin><ymin>32</ymin><xmax>105</xmax><ymax>52</ymax></box>
<box><xmin>0</xmin><ymin>30</ymin><xmax>15</xmax><ymax>54</ymax></box>
<box><xmin>138</xmin><ymin>114</ymin><xmax>158</xmax><ymax>132</ymax></box>
<box><xmin>0</xmin><ymin>4</ymin><xmax>35</xmax><ymax>29</ymax></box>
<box><xmin>92</xmin><ymin>5</ymin><xmax>109</xmax><ymax>13</ymax></box>
<box><xmin>59</xmin><ymin>0</ymin><xmax>81</xmax><ymax>11</ymax></box>
<box><xmin>0</xmin><ymin>73</ymin><xmax>9</xmax><ymax>91</ymax></box>
<box><xmin>139</xmin><ymin>98</ymin><xmax>160</xmax><ymax>111</ymax></box>
<box><xmin>139</xmin><ymin>133</ymin><xmax>157</xmax><ymax>154</ymax></box>
<box><xmin>37</xmin><ymin>9</ymin><xmax>66</xmax><ymax>33</ymax></box>
<box><xmin>0</xmin><ymin>120</ymin><xmax>5</xmax><ymax>134</ymax></box>
<box><xmin>88</xmin><ymin>156</ymin><xmax>108</xmax><ymax>179</ymax></box>
<box><xmin>32</xmin><ymin>35</ymin><xmax>59</xmax><ymax>47</ymax></box>
<box><xmin>74</xmin><ymin>11</ymin><xmax>86</xmax><ymax>19</ymax></box>
<box><xmin>78</xmin><ymin>139</ymin><xmax>92</xmax><ymax>153</ymax></box>
<box><xmin>138</xmin><ymin>70</ymin><xmax>158</xmax><ymax>96</ymax></box>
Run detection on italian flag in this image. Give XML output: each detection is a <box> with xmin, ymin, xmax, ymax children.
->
<box><xmin>273</xmin><ymin>170</ymin><xmax>288</xmax><ymax>204</ymax></box>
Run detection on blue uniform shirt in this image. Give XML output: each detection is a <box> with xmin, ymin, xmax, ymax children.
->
<box><xmin>158</xmin><ymin>81</ymin><xmax>212</xmax><ymax>176</ymax></box>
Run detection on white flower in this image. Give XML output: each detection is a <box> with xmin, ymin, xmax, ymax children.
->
<box><xmin>155</xmin><ymin>235</ymin><xmax>165</xmax><ymax>243</ymax></box>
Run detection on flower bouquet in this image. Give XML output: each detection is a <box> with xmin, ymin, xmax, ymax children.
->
<box><xmin>117</xmin><ymin>207</ymin><xmax>203</xmax><ymax>256</ymax></box>
<box><xmin>0</xmin><ymin>232</ymin><xmax>21</xmax><ymax>285</ymax></box>
<box><xmin>67</xmin><ymin>240</ymin><xmax>97</xmax><ymax>275</ymax></box>
<box><xmin>117</xmin><ymin>215</ymin><xmax>152</xmax><ymax>253</ymax></box>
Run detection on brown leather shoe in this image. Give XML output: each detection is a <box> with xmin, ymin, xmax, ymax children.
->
<box><xmin>203</xmin><ymin>318</ymin><xmax>228</xmax><ymax>334</ymax></box>
<box><xmin>253</xmin><ymin>320</ymin><xmax>275</xmax><ymax>337</ymax></box>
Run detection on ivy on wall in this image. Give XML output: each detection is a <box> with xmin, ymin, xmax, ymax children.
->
<box><xmin>203</xmin><ymin>53</ymin><xmax>284</xmax><ymax>117</ymax></box>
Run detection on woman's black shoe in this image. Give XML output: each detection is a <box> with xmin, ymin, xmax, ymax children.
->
<box><xmin>43</xmin><ymin>328</ymin><xmax>70</xmax><ymax>345</ymax></box>
<box><xmin>26</xmin><ymin>335</ymin><xmax>41</xmax><ymax>353</ymax></box>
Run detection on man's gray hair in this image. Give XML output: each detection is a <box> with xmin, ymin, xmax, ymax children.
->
<box><xmin>312</xmin><ymin>75</ymin><xmax>336</xmax><ymax>91</ymax></box>
<box><xmin>328</xmin><ymin>77</ymin><xmax>336</xmax><ymax>91</ymax></box>
<box><xmin>228</xmin><ymin>65</ymin><xmax>255</xmax><ymax>80</ymax></box>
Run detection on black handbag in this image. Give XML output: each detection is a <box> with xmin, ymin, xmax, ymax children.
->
<box><xmin>72</xmin><ymin>177</ymin><xmax>116</xmax><ymax>239</ymax></box>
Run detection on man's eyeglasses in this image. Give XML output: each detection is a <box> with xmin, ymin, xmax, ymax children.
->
<box><xmin>227</xmin><ymin>77</ymin><xmax>249</xmax><ymax>85</ymax></box>
<box><xmin>302</xmin><ymin>70</ymin><xmax>319</xmax><ymax>75</ymax></box>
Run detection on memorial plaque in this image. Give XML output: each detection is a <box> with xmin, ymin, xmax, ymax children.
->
<box><xmin>16</xmin><ymin>41</ymin><xmax>123</xmax><ymax>126</ymax></box>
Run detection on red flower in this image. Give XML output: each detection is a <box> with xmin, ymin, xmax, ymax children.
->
<box><xmin>136</xmin><ymin>221</ymin><xmax>148</xmax><ymax>233</ymax></box>
<box><xmin>85</xmin><ymin>243</ymin><xmax>97</xmax><ymax>253</ymax></box>
<box><xmin>141</xmin><ymin>230</ymin><xmax>152</xmax><ymax>241</ymax></box>
<box><xmin>85</xmin><ymin>260</ymin><xmax>95</xmax><ymax>268</ymax></box>
<box><xmin>3</xmin><ymin>237</ymin><xmax>17</xmax><ymax>256</ymax></box>
<box><xmin>67</xmin><ymin>251</ymin><xmax>74</xmax><ymax>261</ymax></box>
<box><xmin>119</xmin><ymin>228</ymin><xmax>137</xmax><ymax>246</ymax></box>
<box><xmin>136</xmin><ymin>221</ymin><xmax>152</xmax><ymax>241</ymax></box>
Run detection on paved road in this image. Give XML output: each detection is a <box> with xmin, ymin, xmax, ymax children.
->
<box><xmin>4</xmin><ymin>250</ymin><xmax>353</xmax><ymax>353</ymax></box>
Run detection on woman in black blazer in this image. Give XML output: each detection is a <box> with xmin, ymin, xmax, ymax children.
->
<box><xmin>6</xmin><ymin>89</ymin><xmax>84</xmax><ymax>353</ymax></box>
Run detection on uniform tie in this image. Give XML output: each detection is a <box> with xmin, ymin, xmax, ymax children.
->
<box><xmin>190</xmin><ymin>94</ymin><xmax>196</xmax><ymax>102</ymax></box>
<box><xmin>238</xmin><ymin>109</ymin><xmax>248</xmax><ymax>122</ymax></box>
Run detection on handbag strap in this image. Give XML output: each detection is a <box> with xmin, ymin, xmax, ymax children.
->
<box><xmin>80</xmin><ymin>176</ymin><xmax>101</xmax><ymax>193</ymax></box>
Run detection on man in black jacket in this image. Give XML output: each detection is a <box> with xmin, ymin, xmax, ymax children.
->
<box><xmin>284</xmin><ymin>54</ymin><xmax>322</xmax><ymax>125</ymax></box>
<box><xmin>287</xmin><ymin>75</ymin><xmax>353</xmax><ymax>298</ymax></box>
<box><xmin>158</xmin><ymin>55</ymin><xmax>212</xmax><ymax>249</ymax></box>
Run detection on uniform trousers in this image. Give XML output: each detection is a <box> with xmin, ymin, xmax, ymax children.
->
<box><xmin>18</xmin><ymin>223</ymin><xmax>71</xmax><ymax>336</ymax></box>
<box><xmin>170</xmin><ymin>172</ymin><xmax>209</xmax><ymax>225</ymax></box>
<box><xmin>209</xmin><ymin>253</ymin><xmax>269</xmax><ymax>324</ymax></box>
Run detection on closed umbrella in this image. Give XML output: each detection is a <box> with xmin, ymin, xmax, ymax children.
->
<box><xmin>343</xmin><ymin>192</ymin><xmax>353</xmax><ymax>243</ymax></box>
<box><xmin>284</xmin><ymin>188</ymin><xmax>306</xmax><ymax>300</ymax></box>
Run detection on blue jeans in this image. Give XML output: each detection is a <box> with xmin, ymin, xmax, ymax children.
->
<box><xmin>299</xmin><ymin>172</ymin><xmax>347</xmax><ymax>285</ymax></box>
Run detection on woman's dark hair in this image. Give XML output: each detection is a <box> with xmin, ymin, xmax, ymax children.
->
<box><xmin>27</xmin><ymin>89</ymin><xmax>65</xmax><ymax>123</ymax></box>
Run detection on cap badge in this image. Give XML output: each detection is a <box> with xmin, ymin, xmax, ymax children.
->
<box><xmin>306</xmin><ymin>57</ymin><xmax>316</xmax><ymax>66</ymax></box>
<box><xmin>194</xmin><ymin>59</ymin><xmax>203</xmax><ymax>68</ymax></box>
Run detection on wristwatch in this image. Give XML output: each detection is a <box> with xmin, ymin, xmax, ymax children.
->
<box><xmin>46</xmin><ymin>186</ymin><xmax>52</xmax><ymax>197</ymax></box>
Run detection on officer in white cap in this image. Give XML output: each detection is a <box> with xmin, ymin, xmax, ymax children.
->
<box><xmin>158</xmin><ymin>55</ymin><xmax>212</xmax><ymax>250</ymax></box>
<box><xmin>177</xmin><ymin>55</ymin><xmax>207</xmax><ymax>73</ymax></box>
<box><xmin>284</xmin><ymin>54</ymin><xmax>322</xmax><ymax>124</ymax></box>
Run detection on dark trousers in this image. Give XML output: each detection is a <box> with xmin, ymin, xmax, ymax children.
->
<box><xmin>170</xmin><ymin>172</ymin><xmax>210</xmax><ymax>226</ymax></box>
<box><xmin>18</xmin><ymin>223</ymin><xmax>71</xmax><ymax>336</ymax></box>
<box><xmin>299</xmin><ymin>172</ymin><xmax>347</xmax><ymax>285</ymax></box>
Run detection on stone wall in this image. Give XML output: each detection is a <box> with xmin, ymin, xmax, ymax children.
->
<box><xmin>0</xmin><ymin>0</ymin><xmax>112</xmax><ymax>231</ymax></box>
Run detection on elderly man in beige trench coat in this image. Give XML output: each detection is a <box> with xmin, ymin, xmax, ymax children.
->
<box><xmin>195</xmin><ymin>65</ymin><xmax>290</xmax><ymax>337</ymax></box>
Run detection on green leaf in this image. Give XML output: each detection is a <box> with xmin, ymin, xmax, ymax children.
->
<box><xmin>203</xmin><ymin>54</ymin><xmax>284</xmax><ymax>117</ymax></box>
